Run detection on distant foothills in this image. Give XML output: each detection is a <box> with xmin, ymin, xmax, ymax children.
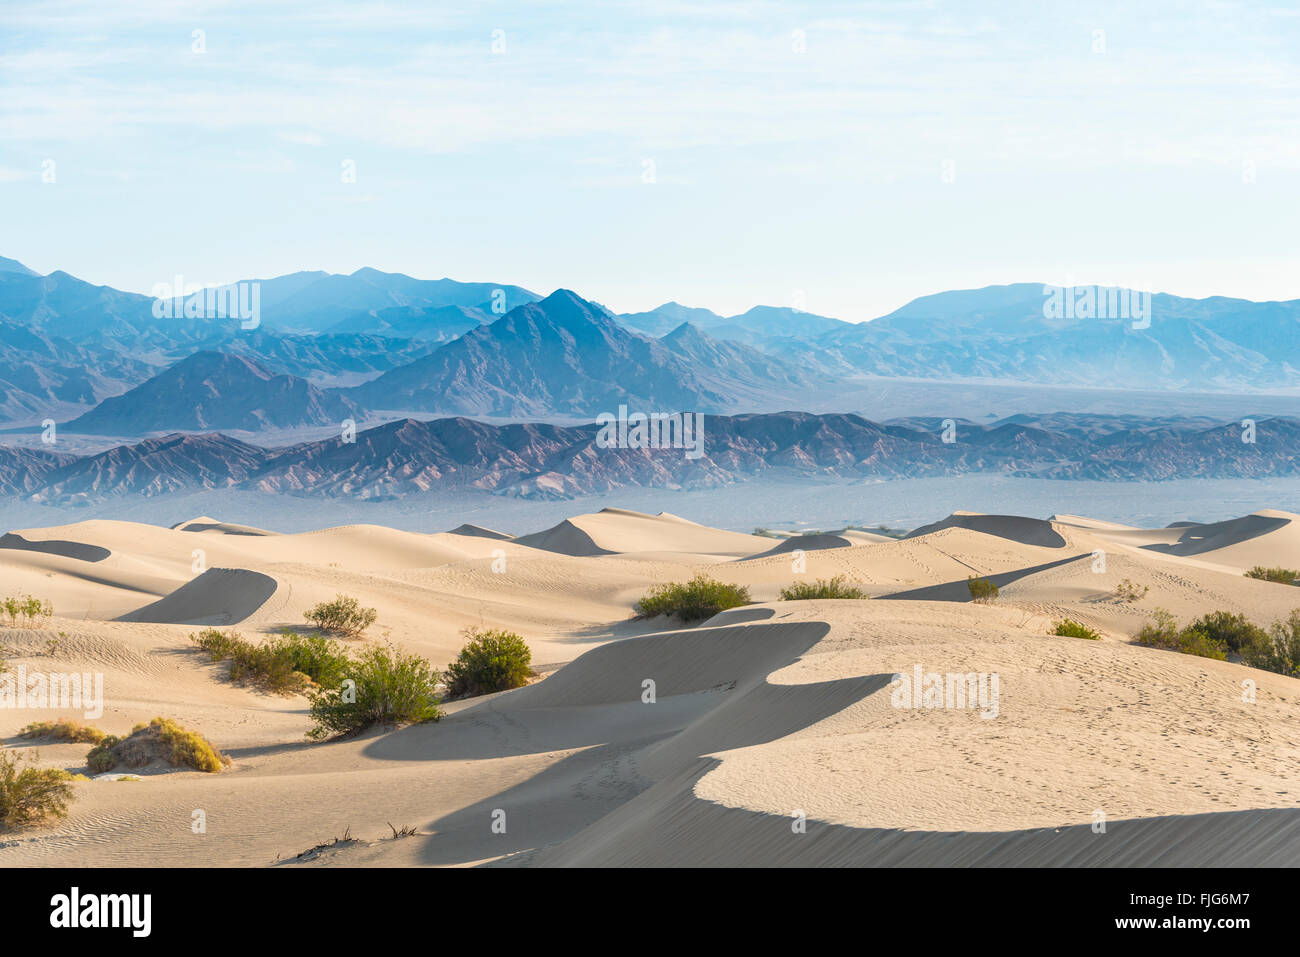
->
<box><xmin>4</xmin><ymin>255</ymin><xmax>1300</xmax><ymax>432</ymax></box>
<box><xmin>3</xmin><ymin>411</ymin><xmax>1300</xmax><ymax>505</ymax></box>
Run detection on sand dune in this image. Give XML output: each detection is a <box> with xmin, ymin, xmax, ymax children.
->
<box><xmin>118</xmin><ymin>567</ymin><xmax>280</xmax><ymax>625</ymax></box>
<box><xmin>445</xmin><ymin>523</ymin><xmax>514</xmax><ymax>541</ymax></box>
<box><xmin>3</xmin><ymin>505</ymin><xmax>1299</xmax><ymax>869</ymax></box>
<box><xmin>172</xmin><ymin>516</ymin><xmax>278</xmax><ymax>536</ymax></box>
<box><xmin>1078</xmin><ymin>509</ymin><xmax>1300</xmax><ymax>573</ymax></box>
<box><xmin>520</xmin><ymin>760</ymin><xmax>1300</xmax><ymax>867</ymax></box>
<box><xmin>1049</xmin><ymin>513</ymin><xmax>1139</xmax><ymax>531</ymax></box>
<box><xmin>744</xmin><ymin>529</ymin><xmax>892</xmax><ymax>560</ymax></box>
<box><xmin>906</xmin><ymin>511</ymin><xmax>1067</xmax><ymax>548</ymax></box>
<box><xmin>839</xmin><ymin>529</ymin><xmax>896</xmax><ymax>545</ymax></box>
<box><xmin>515</xmin><ymin>507</ymin><xmax>770</xmax><ymax>559</ymax></box>
<box><xmin>0</xmin><ymin>531</ymin><xmax>110</xmax><ymax>563</ymax></box>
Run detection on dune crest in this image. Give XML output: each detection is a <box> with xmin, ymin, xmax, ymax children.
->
<box><xmin>906</xmin><ymin>512</ymin><xmax>1067</xmax><ymax>548</ymax></box>
<box><xmin>516</xmin><ymin>508</ymin><xmax>769</xmax><ymax>558</ymax></box>
<box><xmin>118</xmin><ymin>567</ymin><xmax>279</xmax><ymax>625</ymax></box>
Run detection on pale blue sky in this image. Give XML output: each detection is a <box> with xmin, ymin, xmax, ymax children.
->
<box><xmin>2</xmin><ymin>0</ymin><xmax>1298</xmax><ymax>320</ymax></box>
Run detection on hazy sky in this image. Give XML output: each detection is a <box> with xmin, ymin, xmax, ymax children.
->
<box><xmin>2</xmin><ymin>0</ymin><xmax>1298</xmax><ymax>320</ymax></box>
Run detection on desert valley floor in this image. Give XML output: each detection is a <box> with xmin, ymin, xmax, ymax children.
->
<box><xmin>2</xmin><ymin>506</ymin><xmax>1300</xmax><ymax>867</ymax></box>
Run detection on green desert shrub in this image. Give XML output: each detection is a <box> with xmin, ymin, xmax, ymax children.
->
<box><xmin>19</xmin><ymin>719</ymin><xmax>107</xmax><ymax>745</ymax></box>
<box><xmin>1134</xmin><ymin>608</ymin><xmax>1179</xmax><ymax>648</ymax></box>
<box><xmin>1176</xmin><ymin>630</ymin><xmax>1227</xmax><ymax>659</ymax></box>
<box><xmin>1245</xmin><ymin>566</ymin><xmax>1300</xmax><ymax>585</ymax></box>
<box><xmin>23</xmin><ymin>596</ymin><xmax>53</xmax><ymax>627</ymax></box>
<box><xmin>1185</xmin><ymin>611</ymin><xmax>1269</xmax><ymax>654</ymax></box>
<box><xmin>1</xmin><ymin>595</ymin><xmax>53</xmax><ymax>628</ymax></box>
<box><xmin>1114</xmin><ymin>579</ymin><xmax>1148</xmax><ymax>602</ymax></box>
<box><xmin>1133</xmin><ymin>609</ymin><xmax>1227</xmax><ymax>660</ymax></box>
<box><xmin>85</xmin><ymin>739</ymin><xmax>120</xmax><ymax>774</ymax></box>
<box><xmin>0</xmin><ymin>749</ymin><xmax>77</xmax><ymax>828</ymax></box>
<box><xmin>191</xmin><ymin>627</ymin><xmax>244</xmax><ymax>661</ymax></box>
<box><xmin>1051</xmin><ymin>619</ymin><xmax>1101</xmax><ymax>640</ymax></box>
<box><xmin>967</xmin><ymin>576</ymin><xmax>998</xmax><ymax>603</ymax></box>
<box><xmin>191</xmin><ymin>628</ymin><xmax>352</xmax><ymax>694</ymax></box>
<box><xmin>304</xmin><ymin>594</ymin><xmax>377</xmax><ymax>637</ymax></box>
<box><xmin>307</xmin><ymin>645</ymin><xmax>442</xmax><ymax>740</ymax></box>
<box><xmin>443</xmin><ymin>628</ymin><xmax>532</xmax><ymax>699</ymax></box>
<box><xmin>270</xmin><ymin>632</ymin><xmax>352</xmax><ymax>689</ymax></box>
<box><xmin>1239</xmin><ymin>610</ymin><xmax>1300</xmax><ymax>678</ymax></box>
<box><xmin>85</xmin><ymin>718</ymin><xmax>228</xmax><ymax>774</ymax></box>
<box><xmin>635</xmin><ymin>575</ymin><xmax>751</xmax><ymax>623</ymax></box>
<box><xmin>1174</xmin><ymin>627</ymin><xmax>1229</xmax><ymax>661</ymax></box>
<box><xmin>779</xmin><ymin>576</ymin><xmax>869</xmax><ymax>601</ymax></box>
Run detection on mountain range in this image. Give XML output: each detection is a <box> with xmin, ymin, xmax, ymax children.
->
<box><xmin>347</xmin><ymin>289</ymin><xmax>822</xmax><ymax>416</ymax></box>
<box><xmin>3</xmin><ymin>256</ymin><xmax>1300</xmax><ymax>436</ymax></box>
<box><xmin>6</xmin><ymin>411</ymin><xmax>1299</xmax><ymax>505</ymax></box>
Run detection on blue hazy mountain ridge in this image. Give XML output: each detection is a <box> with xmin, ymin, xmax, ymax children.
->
<box><xmin>0</xmin><ymin>318</ymin><xmax>156</xmax><ymax>420</ymax></box>
<box><xmin>618</xmin><ymin>301</ymin><xmax>851</xmax><ymax>348</ymax></box>
<box><xmin>326</xmin><ymin>303</ymin><xmax>493</xmax><ymax>341</ymax></box>
<box><xmin>16</xmin><ymin>308</ymin><xmax>823</xmax><ymax>431</ymax></box>
<box><xmin>0</xmin><ymin>267</ymin><xmax>195</xmax><ymax>344</ymax></box>
<box><xmin>0</xmin><ymin>256</ymin><xmax>40</xmax><ymax>277</ymax></box>
<box><xmin>659</xmin><ymin>321</ymin><xmax>823</xmax><ymax>392</ymax></box>
<box><xmin>5</xmin><ymin>257</ymin><xmax>1300</xmax><ymax>427</ymax></box>
<box><xmin>795</xmin><ymin>283</ymin><xmax>1300</xmax><ymax>388</ymax></box>
<box><xmin>617</xmin><ymin>301</ymin><xmax>728</xmax><ymax>337</ymax></box>
<box><xmin>346</xmin><ymin>288</ymin><xmax>822</xmax><ymax>415</ymax></box>
<box><xmin>249</xmin><ymin>267</ymin><xmax>540</xmax><ymax>334</ymax></box>
<box><xmin>0</xmin><ymin>260</ymin><xmax>537</xmax><ymax>341</ymax></box>
<box><xmin>189</xmin><ymin>328</ymin><xmax>438</xmax><ymax>380</ymax></box>
<box><xmin>60</xmin><ymin>351</ymin><xmax>363</xmax><ymax>434</ymax></box>
<box><xmin>0</xmin><ymin>261</ymin><xmax>532</xmax><ymax>418</ymax></box>
<box><xmin>8</xmin><ymin>411</ymin><xmax>1300</xmax><ymax>504</ymax></box>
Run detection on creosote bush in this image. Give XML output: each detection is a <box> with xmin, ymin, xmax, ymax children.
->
<box><xmin>307</xmin><ymin>645</ymin><xmax>442</xmax><ymax>740</ymax></box>
<box><xmin>304</xmin><ymin>594</ymin><xmax>377</xmax><ymax>637</ymax></box>
<box><xmin>191</xmin><ymin>628</ymin><xmax>351</xmax><ymax>694</ymax></box>
<box><xmin>1052</xmin><ymin>619</ymin><xmax>1101</xmax><ymax>640</ymax></box>
<box><xmin>19</xmin><ymin>719</ymin><xmax>107</xmax><ymax>745</ymax></box>
<box><xmin>1132</xmin><ymin>607</ymin><xmax>1300</xmax><ymax>676</ymax></box>
<box><xmin>635</xmin><ymin>575</ymin><xmax>751</xmax><ymax>623</ymax></box>
<box><xmin>85</xmin><ymin>742</ymin><xmax>117</xmax><ymax>774</ymax></box>
<box><xmin>0</xmin><ymin>749</ymin><xmax>78</xmax><ymax>828</ymax></box>
<box><xmin>443</xmin><ymin>628</ymin><xmax>532</xmax><ymax>699</ymax></box>
<box><xmin>85</xmin><ymin>717</ymin><xmax>229</xmax><ymax>774</ymax></box>
<box><xmin>1240</xmin><ymin>610</ymin><xmax>1300</xmax><ymax>678</ymax></box>
<box><xmin>967</xmin><ymin>576</ymin><xmax>999</xmax><ymax>603</ymax></box>
<box><xmin>1133</xmin><ymin>609</ymin><xmax>1227</xmax><ymax>661</ymax></box>
<box><xmin>1185</xmin><ymin>611</ymin><xmax>1268</xmax><ymax>655</ymax></box>
<box><xmin>779</xmin><ymin>576</ymin><xmax>869</xmax><ymax>601</ymax></box>
<box><xmin>191</xmin><ymin>627</ymin><xmax>243</xmax><ymax>661</ymax></box>
<box><xmin>1245</xmin><ymin>566</ymin><xmax>1300</xmax><ymax>586</ymax></box>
